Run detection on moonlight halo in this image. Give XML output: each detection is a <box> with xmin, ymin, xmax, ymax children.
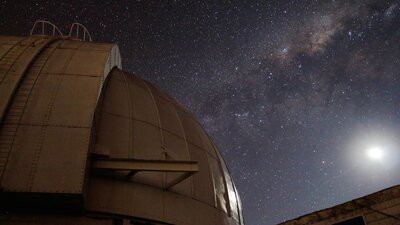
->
<box><xmin>366</xmin><ymin>146</ymin><xmax>384</xmax><ymax>161</ymax></box>
<box><xmin>345</xmin><ymin>124</ymin><xmax>400</xmax><ymax>179</ymax></box>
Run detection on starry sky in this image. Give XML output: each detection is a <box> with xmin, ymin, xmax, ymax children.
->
<box><xmin>2</xmin><ymin>0</ymin><xmax>400</xmax><ymax>224</ymax></box>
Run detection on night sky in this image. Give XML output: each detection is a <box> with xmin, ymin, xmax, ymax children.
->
<box><xmin>2</xmin><ymin>1</ymin><xmax>400</xmax><ymax>224</ymax></box>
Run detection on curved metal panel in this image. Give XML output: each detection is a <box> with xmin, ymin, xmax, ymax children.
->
<box><xmin>0</xmin><ymin>35</ymin><xmax>243</xmax><ymax>225</ymax></box>
<box><xmin>0</xmin><ymin>36</ymin><xmax>55</xmax><ymax>181</ymax></box>
<box><xmin>0</xmin><ymin>36</ymin><xmax>25</xmax><ymax>62</ymax></box>
<box><xmin>89</xmin><ymin>69</ymin><xmax>242</xmax><ymax>225</ymax></box>
<box><xmin>0</xmin><ymin>36</ymin><xmax>51</xmax><ymax>123</ymax></box>
<box><xmin>0</xmin><ymin>36</ymin><xmax>121</xmax><ymax>195</ymax></box>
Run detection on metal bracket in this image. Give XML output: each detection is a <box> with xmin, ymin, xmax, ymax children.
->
<box><xmin>91</xmin><ymin>158</ymin><xmax>199</xmax><ymax>190</ymax></box>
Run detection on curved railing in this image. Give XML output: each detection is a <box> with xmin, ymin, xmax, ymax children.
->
<box><xmin>30</xmin><ymin>20</ymin><xmax>63</xmax><ymax>36</ymax></box>
<box><xmin>68</xmin><ymin>23</ymin><xmax>92</xmax><ymax>42</ymax></box>
<box><xmin>30</xmin><ymin>21</ymin><xmax>93</xmax><ymax>42</ymax></box>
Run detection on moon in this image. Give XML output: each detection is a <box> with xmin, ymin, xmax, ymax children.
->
<box><xmin>366</xmin><ymin>146</ymin><xmax>384</xmax><ymax>160</ymax></box>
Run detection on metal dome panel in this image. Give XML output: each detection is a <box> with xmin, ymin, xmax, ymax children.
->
<box><xmin>0</xmin><ymin>36</ymin><xmax>121</xmax><ymax>195</ymax></box>
<box><xmin>88</xmin><ymin>68</ymin><xmax>243</xmax><ymax>224</ymax></box>
<box><xmin>0</xmin><ymin>35</ymin><xmax>243</xmax><ymax>225</ymax></box>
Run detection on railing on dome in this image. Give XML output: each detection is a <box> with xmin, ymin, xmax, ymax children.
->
<box><xmin>68</xmin><ymin>22</ymin><xmax>92</xmax><ymax>42</ymax></box>
<box><xmin>30</xmin><ymin>20</ymin><xmax>63</xmax><ymax>36</ymax></box>
<box><xmin>30</xmin><ymin>20</ymin><xmax>93</xmax><ymax>42</ymax></box>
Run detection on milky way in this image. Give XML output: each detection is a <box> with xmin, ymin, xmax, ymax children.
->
<box><xmin>2</xmin><ymin>1</ymin><xmax>400</xmax><ymax>224</ymax></box>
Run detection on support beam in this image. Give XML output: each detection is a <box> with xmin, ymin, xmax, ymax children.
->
<box><xmin>92</xmin><ymin>158</ymin><xmax>198</xmax><ymax>172</ymax></box>
<box><xmin>165</xmin><ymin>171</ymin><xmax>196</xmax><ymax>190</ymax></box>
<box><xmin>91</xmin><ymin>158</ymin><xmax>199</xmax><ymax>189</ymax></box>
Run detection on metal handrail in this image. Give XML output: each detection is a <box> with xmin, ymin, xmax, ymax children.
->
<box><xmin>68</xmin><ymin>23</ymin><xmax>92</xmax><ymax>42</ymax></box>
<box><xmin>30</xmin><ymin>20</ymin><xmax>63</xmax><ymax>36</ymax></box>
<box><xmin>30</xmin><ymin>21</ymin><xmax>93</xmax><ymax>42</ymax></box>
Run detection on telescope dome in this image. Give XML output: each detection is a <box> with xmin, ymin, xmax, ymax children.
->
<box><xmin>0</xmin><ymin>35</ymin><xmax>243</xmax><ymax>225</ymax></box>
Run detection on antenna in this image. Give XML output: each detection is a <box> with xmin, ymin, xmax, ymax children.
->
<box><xmin>68</xmin><ymin>23</ymin><xmax>92</xmax><ymax>42</ymax></box>
<box><xmin>30</xmin><ymin>20</ymin><xmax>63</xmax><ymax>36</ymax></box>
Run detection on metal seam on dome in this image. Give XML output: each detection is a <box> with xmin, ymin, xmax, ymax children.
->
<box><xmin>72</xmin><ymin>43</ymin><xmax>104</xmax><ymax>193</ymax></box>
<box><xmin>0</xmin><ymin>37</ymin><xmax>28</xmax><ymax>65</ymax></box>
<box><xmin>100</xmin><ymin>46</ymin><xmax>121</xmax><ymax>99</ymax></box>
<box><xmin>0</xmin><ymin>36</ymin><xmax>40</xmax><ymax>87</ymax></box>
<box><xmin>40</xmin><ymin>72</ymin><xmax>103</xmax><ymax>77</ymax></box>
<box><xmin>99</xmin><ymin>110</ymin><xmax>223</xmax><ymax>162</ymax></box>
<box><xmin>2</xmin><ymin>123</ymin><xmax>92</xmax><ymax>128</ymax></box>
<box><xmin>138</xmin><ymin>77</ymin><xmax>168</xmax><ymax>218</ymax></box>
<box><xmin>0</xmin><ymin>38</ymin><xmax>50</xmax><ymax>124</ymax></box>
<box><xmin>0</xmin><ymin>37</ymin><xmax>62</xmax><ymax>184</ymax></box>
<box><xmin>0</xmin><ymin>36</ymin><xmax>35</xmax><ymax>177</ymax></box>
<box><xmin>27</xmin><ymin>40</ymin><xmax>85</xmax><ymax>191</ymax></box>
<box><xmin>2</xmin><ymin>37</ymin><xmax>58</xmax><ymax>186</ymax></box>
<box><xmin>120</xmin><ymin>70</ymin><xmax>134</xmax><ymax>158</ymax></box>
<box><xmin>91</xmin><ymin>67</ymin><xmax>114</xmax><ymax>157</ymax></box>
<box><xmin>170</xmin><ymin>98</ymin><xmax>194</xmax><ymax>195</ymax></box>
<box><xmin>171</xmin><ymin>107</ymin><xmax>220</xmax><ymax>205</ymax></box>
<box><xmin>139</xmin><ymin>80</ymin><xmax>166</xmax><ymax>155</ymax></box>
<box><xmin>57</xmin><ymin>47</ymin><xmax>111</xmax><ymax>52</ymax></box>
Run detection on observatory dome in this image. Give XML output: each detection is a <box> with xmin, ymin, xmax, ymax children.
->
<box><xmin>0</xmin><ymin>35</ymin><xmax>243</xmax><ymax>225</ymax></box>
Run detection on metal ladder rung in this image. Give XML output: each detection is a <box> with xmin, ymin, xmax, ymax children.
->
<box><xmin>0</xmin><ymin>140</ymin><xmax>8</xmax><ymax>149</ymax></box>
<box><xmin>23</xmin><ymin>76</ymin><xmax>37</xmax><ymax>81</ymax></box>
<box><xmin>8</xmin><ymin>106</ymin><xmax>25</xmax><ymax>111</ymax></box>
<box><xmin>0</xmin><ymin>145</ymin><xmax>13</xmax><ymax>149</ymax></box>
<box><xmin>5</xmin><ymin>118</ymin><xmax>20</xmax><ymax>123</ymax></box>
<box><xmin>0</xmin><ymin>127</ymin><xmax>18</xmax><ymax>133</ymax></box>
<box><xmin>17</xmin><ymin>84</ymin><xmax>32</xmax><ymax>90</ymax></box>
<box><xmin>7</xmin><ymin>109</ymin><xmax>24</xmax><ymax>114</ymax></box>
<box><xmin>7</xmin><ymin>106</ymin><xmax>25</xmax><ymax>112</ymax></box>
<box><xmin>5</xmin><ymin>113</ymin><xmax>21</xmax><ymax>118</ymax></box>
<box><xmin>10</xmin><ymin>102</ymin><xmax>28</xmax><ymax>107</ymax></box>
<box><xmin>0</xmin><ymin>145</ymin><xmax>11</xmax><ymax>149</ymax></box>
<box><xmin>15</xmin><ymin>90</ymin><xmax>31</xmax><ymax>96</ymax></box>
<box><xmin>0</xmin><ymin>142</ymin><xmax>11</xmax><ymax>147</ymax></box>
<box><xmin>0</xmin><ymin>126</ymin><xmax>18</xmax><ymax>131</ymax></box>
<box><xmin>10</xmin><ymin>98</ymin><xmax>28</xmax><ymax>103</ymax></box>
<box><xmin>17</xmin><ymin>85</ymin><xmax>32</xmax><ymax>90</ymax></box>
<box><xmin>0</xmin><ymin>158</ymin><xmax>9</xmax><ymax>162</ymax></box>
<box><xmin>0</xmin><ymin>135</ymin><xmax>15</xmax><ymax>140</ymax></box>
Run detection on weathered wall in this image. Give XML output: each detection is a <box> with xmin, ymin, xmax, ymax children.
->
<box><xmin>279</xmin><ymin>185</ymin><xmax>400</xmax><ymax>225</ymax></box>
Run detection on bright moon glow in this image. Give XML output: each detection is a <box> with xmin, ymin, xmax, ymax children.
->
<box><xmin>346</xmin><ymin>128</ymin><xmax>400</xmax><ymax>176</ymax></box>
<box><xmin>366</xmin><ymin>147</ymin><xmax>384</xmax><ymax>160</ymax></box>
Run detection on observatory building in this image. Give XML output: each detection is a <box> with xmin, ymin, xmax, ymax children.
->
<box><xmin>0</xmin><ymin>22</ymin><xmax>244</xmax><ymax>225</ymax></box>
<box><xmin>279</xmin><ymin>185</ymin><xmax>400</xmax><ymax>225</ymax></box>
